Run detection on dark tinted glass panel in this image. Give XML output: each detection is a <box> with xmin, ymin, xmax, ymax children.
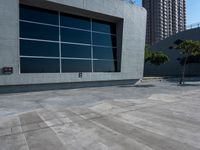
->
<box><xmin>20</xmin><ymin>22</ymin><xmax>59</xmax><ymax>41</ymax></box>
<box><xmin>92</xmin><ymin>20</ymin><xmax>116</xmax><ymax>34</ymax></box>
<box><xmin>93</xmin><ymin>46</ymin><xmax>117</xmax><ymax>59</ymax></box>
<box><xmin>93</xmin><ymin>33</ymin><xmax>116</xmax><ymax>47</ymax></box>
<box><xmin>61</xmin><ymin>28</ymin><xmax>91</xmax><ymax>44</ymax></box>
<box><xmin>61</xmin><ymin>13</ymin><xmax>90</xmax><ymax>30</ymax></box>
<box><xmin>20</xmin><ymin>5</ymin><xmax>58</xmax><ymax>25</ymax></box>
<box><xmin>62</xmin><ymin>59</ymin><xmax>92</xmax><ymax>72</ymax></box>
<box><xmin>21</xmin><ymin>58</ymin><xmax>59</xmax><ymax>73</ymax></box>
<box><xmin>61</xmin><ymin>44</ymin><xmax>91</xmax><ymax>58</ymax></box>
<box><xmin>20</xmin><ymin>40</ymin><xmax>59</xmax><ymax>57</ymax></box>
<box><xmin>93</xmin><ymin>60</ymin><xmax>117</xmax><ymax>72</ymax></box>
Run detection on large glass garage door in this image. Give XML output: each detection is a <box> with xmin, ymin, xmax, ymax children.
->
<box><xmin>19</xmin><ymin>5</ymin><xmax>118</xmax><ymax>73</ymax></box>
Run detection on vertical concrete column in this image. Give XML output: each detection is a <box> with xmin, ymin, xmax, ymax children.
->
<box><xmin>0</xmin><ymin>0</ymin><xmax>19</xmax><ymax>75</ymax></box>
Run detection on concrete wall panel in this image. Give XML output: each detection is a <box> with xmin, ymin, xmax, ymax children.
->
<box><xmin>0</xmin><ymin>0</ymin><xmax>146</xmax><ymax>86</ymax></box>
<box><xmin>144</xmin><ymin>28</ymin><xmax>200</xmax><ymax>77</ymax></box>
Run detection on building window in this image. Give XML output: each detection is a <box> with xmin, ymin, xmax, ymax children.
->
<box><xmin>20</xmin><ymin>4</ymin><xmax>119</xmax><ymax>73</ymax></box>
<box><xmin>20</xmin><ymin>58</ymin><xmax>60</xmax><ymax>73</ymax></box>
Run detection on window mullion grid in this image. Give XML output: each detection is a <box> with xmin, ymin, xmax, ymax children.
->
<box><xmin>58</xmin><ymin>11</ymin><xmax>62</xmax><ymax>73</ymax></box>
<box><xmin>20</xmin><ymin>5</ymin><xmax>118</xmax><ymax>73</ymax></box>
<box><xmin>20</xmin><ymin>19</ymin><xmax>116</xmax><ymax>36</ymax></box>
<box><xmin>90</xmin><ymin>19</ymin><xmax>94</xmax><ymax>72</ymax></box>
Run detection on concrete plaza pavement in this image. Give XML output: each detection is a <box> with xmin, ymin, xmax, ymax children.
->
<box><xmin>0</xmin><ymin>79</ymin><xmax>200</xmax><ymax>150</ymax></box>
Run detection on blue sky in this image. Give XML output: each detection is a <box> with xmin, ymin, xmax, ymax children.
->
<box><xmin>134</xmin><ymin>0</ymin><xmax>200</xmax><ymax>25</ymax></box>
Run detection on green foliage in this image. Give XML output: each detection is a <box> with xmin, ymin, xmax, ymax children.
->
<box><xmin>149</xmin><ymin>52</ymin><xmax>169</xmax><ymax>65</ymax></box>
<box><xmin>144</xmin><ymin>45</ymin><xmax>169</xmax><ymax>65</ymax></box>
<box><xmin>177</xmin><ymin>40</ymin><xmax>200</xmax><ymax>56</ymax></box>
<box><xmin>144</xmin><ymin>45</ymin><xmax>152</xmax><ymax>63</ymax></box>
<box><xmin>176</xmin><ymin>40</ymin><xmax>200</xmax><ymax>84</ymax></box>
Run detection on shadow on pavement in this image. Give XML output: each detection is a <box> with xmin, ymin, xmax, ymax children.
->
<box><xmin>177</xmin><ymin>83</ymin><xmax>200</xmax><ymax>87</ymax></box>
<box><xmin>119</xmin><ymin>84</ymin><xmax>155</xmax><ymax>88</ymax></box>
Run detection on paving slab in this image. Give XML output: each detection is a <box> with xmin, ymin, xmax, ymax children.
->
<box><xmin>50</xmin><ymin>109</ymin><xmax>154</xmax><ymax>150</ymax></box>
<box><xmin>19</xmin><ymin>112</ymin><xmax>43</xmax><ymax>126</ymax></box>
<box><xmin>0</xmin><ymin>117</ymin><xmax>20</xmax><ymax>129</ymax></box>
<box><xmin>0</xmin><ymin>80</ymin><xmax>200</xmax><ymax>150</ymax></box>
<box><xmin>0</xmin><ymin>134</ymin><xmax>28</xmax><ymax>150</ymax></box>
<box><xmin>24</xmin><ymin>128</ymin><xmax>66</xmax><ymax>150</ymax></box>
<box><xmin>117</xmin><ymin>110</ymin><xmax>200</xmax><ymax>148</ymax></box>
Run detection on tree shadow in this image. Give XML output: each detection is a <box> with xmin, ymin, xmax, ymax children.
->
<box><xmin>119</xmin><ymin>84</ymin><xmax>155</xmax><ymax>88</ymax></box>
<box><xmin>162</xmin><ymin>77</ymin><xmax>200</xmax><ymax>87</ymax></box>
<box><xmin>177</xmin><ymin>83</ymin><xmax>200</xmax><ymax>87</ymax></box>
<box><xmin>162</xmin><ymin>76</ymin><xmax>200</xmax><ymax>83</ymax></box>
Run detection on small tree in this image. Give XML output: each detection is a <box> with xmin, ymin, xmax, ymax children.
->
<box><xmin>176</xmin><ymin>40</ymin><xmax>200</xmax><ymax>84</ymax></box>
<box><xmin>145</xmin><ymin>45</ymin><xmax>169</xmax><ymax>66</ymax></box>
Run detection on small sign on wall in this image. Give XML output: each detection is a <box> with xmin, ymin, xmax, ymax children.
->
<box><xmin>2</xmin><ymin>67</ymin><xmax>13</xmax><ymax>74</ymax></box>
<box><xmin>79</xmin><ymin>72</ymin><xmax>83</xmax><ymax>78</ymax></box>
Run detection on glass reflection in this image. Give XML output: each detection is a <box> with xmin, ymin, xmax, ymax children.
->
<box><xmin>62</xmin><ymin>59</ymin><xmax>92</xmax><ymax>72</ymax></box>
<box><xmin>21</xmin><ymin>58</ymin><xmax>60</xmax><ymax>73</ymax></box>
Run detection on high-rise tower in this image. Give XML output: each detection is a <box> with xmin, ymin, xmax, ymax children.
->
<box><xmin>143</xmin><ymin>0</ymin><xmax>186</xmax><ymax>45</ymax></box>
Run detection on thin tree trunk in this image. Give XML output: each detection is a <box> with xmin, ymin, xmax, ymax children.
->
<box><xmin>180</xmin><ymin>55</ymin><xmax>188</xmax><ymax>84</ymax></box>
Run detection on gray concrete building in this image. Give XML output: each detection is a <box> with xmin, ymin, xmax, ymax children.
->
<box><xmin>0</xmin><ymin>0</ymin><xmax>146</xmax><ymax>93</ymax></box>
<box><xmin>144</xmin><ymin>27</ymin><xmax>200</xmax><ymax>77</ymax></box>
<box><xmin>143</xmin><ymin>0</ymin><xmax>186</xmax><ymax>45</ymax></box>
